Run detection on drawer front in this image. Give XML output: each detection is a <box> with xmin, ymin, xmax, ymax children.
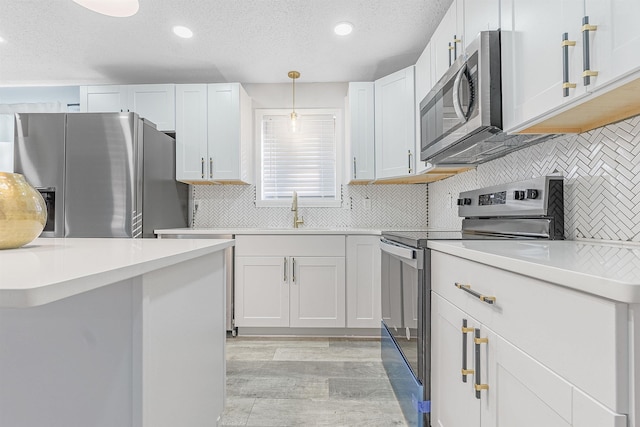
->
<box><xmin>235</xmin><ymin>235</ymin><xmax>345</xmax><ymax>257</ymax></box>
<box><xmin>431</xmin><ymin>251</ymin><xmax>628</xmax><ymax>413</ymax></box>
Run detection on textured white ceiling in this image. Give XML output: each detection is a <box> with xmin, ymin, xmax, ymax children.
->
<box><xmin>0</xmin><ymin>0</ymin><xmax>453</xmax><ymax>86</ymax></box>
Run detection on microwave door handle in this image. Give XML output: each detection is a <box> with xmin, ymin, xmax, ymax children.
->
<box><xmin>452</xmin><ymin>64</ymin><xmax>467</xmax><ymax>122</ymax></box>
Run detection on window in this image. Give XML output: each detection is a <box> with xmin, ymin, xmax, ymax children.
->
<box><xmin>256</xmin><ymin>109</ymin><xmax>342</xmax><ymax>207</ymax></box>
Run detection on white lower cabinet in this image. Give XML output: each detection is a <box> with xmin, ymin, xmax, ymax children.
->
<box><xmin>289</xmin><ymin>257</ymin><xmax>346</xmax><ymax>328</ymax></box>
<box><xmin>431</xmin><ymin>251</ymin><xmax>628</xmax><ymax>427</ymax></box>
<box><xmin>234</xmin><ymin>235</ymin><xmax>346</xmax><ymax>329</ymax></box>
<box><xmin>345</xmin><ymin>236</ymin><xmax>381</xmax><ymax>328</ymax></box>
<box><xmin>431</xmin><ymin>294</ymin><xmax>480</xmax><ymax>427</ymax></box>
<box><xmin>235</xmin><ymin>256</ymin><xmax>289</xmax><ymax>327</ymax></box>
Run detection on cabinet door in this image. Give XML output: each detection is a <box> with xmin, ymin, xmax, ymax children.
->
<box><xmin>290</xmin><ymin>257</ymin><xmax>346</xmax><ymax>328</ymax></box>
<box><xmin>374</xmin><ymin>66</ymin><xmax>415</xmax><ymax>179</ymax></box>
<box><xmin>414</xmin><ymin>43</ymin><xmax>433</xmax><ymax>175</ymax></box>
<box><xmin>346</xmin><ymin>236</ymin><xmax>381</xmax><ymax>328</ymax></box>
<box><xmin>127</xmin><ymin>84</ymin><xmax>175</xmax><ymax>131</ymax></box>
<box><xmin>235</xmin><ymin>256</ymin><xmax>289</xmax><ymax>327</ymax></box>
<box><xmin>431</xmin><ymin>293</ymin><xmax>480</xmax><ymax>427</ymax></box>
<box><xmin>488</xmin><ymin>328</ymin><xmax>573</xmax><ymax>427</ymax></box>
<box><xmin>463</xmin><ymin>0</ymin><xmax>500</xmax><ymax>48</ymax></box>
<box><xmin>208</xmin><ymin>83</ymin><xmax>241</xmax><ymax>181</ymax></box>
<box><xmin>585</xmin><ymin>0</ymin><xmax>640</xmax><ymax>92</ymax></box>
<box><xmin>501</xmin><ymin>0</ymin><xmax>585</xmax><ymax>132</ymax></box>
<box><xmin>175</xmin><ymin>84</ymin><xmax>209</xmax><ymax>183</ymax></box>
<box><xmin>431</xmin><ymin>0</ymin><xmax>464</xmax><ymax>83</ymax></box>
<box><xmin>346</xmin><ymin>82</ymin><xmax>375</xmax><ymax>182</ymax></box>
<box><xmin>80</xmin><ymin>85</ymin><xmax>127</xmax><ymax>113</ymax></box>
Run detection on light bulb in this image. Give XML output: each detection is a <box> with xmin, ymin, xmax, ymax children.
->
<box><xmin>334</xmin><ymin>22</ymin><xmax>353</xmax><ymax>36</ymax></box>
<box><xmin>72</xmin><ymin>0</ymin><xmax>139</xmax><ymax>17</ymax></box>
<box><xmin>173</xmin><ymin>26</ymin><xmax>194</xmax><ymax>39</ymax></box>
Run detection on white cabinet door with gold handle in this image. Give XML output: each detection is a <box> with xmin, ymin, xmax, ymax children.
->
<box><xmin>584</xmin><ymin>0</ymin><xmax>640</xmax><ymax>93</ymax></box>
<box><xmin>431</xmin><ymin>293</ymin><xmax>481</xmax><ymax>427</ymax></box>
<box><xmin>500</xmin><ymin>0</ymin><xmax>586</xmax><ymax>132</ymax></box>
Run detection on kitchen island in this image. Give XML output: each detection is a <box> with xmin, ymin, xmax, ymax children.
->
<box><xmin>0</xmin><ymin>238</ymin><xmax>234</xmax><ymax>427</ymax></box>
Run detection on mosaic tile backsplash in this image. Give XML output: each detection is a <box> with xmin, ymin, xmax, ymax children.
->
<box><xmin>193</xmin><ymin>184</ymin><xmax>429</xmax><ymax>229</ymax></box>
<box><xmin>429</xmin><ymin>115</ymin><xmax>640</xmax><ymax>242</ymax></box>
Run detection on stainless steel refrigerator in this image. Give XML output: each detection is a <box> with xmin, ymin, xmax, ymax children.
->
<box><xmin>14</xmin><ymin>112</ymin><xmax>188</xmax><ymax>238</ymax></box>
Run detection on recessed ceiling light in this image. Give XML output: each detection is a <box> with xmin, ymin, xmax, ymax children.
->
<box><xmin>173</xmin><ymin>26</ymin><xmax>194</xmax><ymax>39</ymax></box>
<box><xmin>72</xmin><ymin>0</ymin><xmax>139</xmax><ymax>17</ymax></box>
<box><xmin>334</xmin><ymin>22</ymin><xmax>353</xmax><ymax>36</ymax></box>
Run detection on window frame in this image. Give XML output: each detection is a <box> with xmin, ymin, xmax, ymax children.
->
<box><xmin>255</xmin><ymin>108</ymin><xmax>343</xmax><ymax>208</ymax></box>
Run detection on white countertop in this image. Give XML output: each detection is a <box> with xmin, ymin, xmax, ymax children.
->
<box><xmin>428</xmin><ymin>239</ymin><xmax>640</xmax><ymax>303</ymax></box>
<box><xmin>155</xmin><ymin>227</ymin><xmax>383</xmax><ymax>235</ymax></box>
<box><xmin>0</xmin><ymin>238</ymin><xmax>234</xmax><ymax>308</ymax></box>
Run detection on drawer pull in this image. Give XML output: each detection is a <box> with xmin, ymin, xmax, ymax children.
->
<box><xmin>474</xmin><ymin>329</ymin><xmax>489</xmax><ymax>399</ymax></box>
<box><xmin>461</xmin><ymin>319</ymin><xmax>474</xmax><ymax>382</ymax></box>
<box><xmin>454</xmin><ymin>283</ymin><xmax>496</xmax><ymax>305</ymax></box>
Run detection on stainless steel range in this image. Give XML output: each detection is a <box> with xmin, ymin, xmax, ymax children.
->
<box><xmin>380</xmin><ymin>175</ymin><xmax>564</xmax><ymax>427</ymax></box>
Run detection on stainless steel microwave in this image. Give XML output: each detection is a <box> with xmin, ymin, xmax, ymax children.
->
<box><xmin>419</xmin><ymin>31</ymin><xmax>553</xmax><ymax>165</ymax></box>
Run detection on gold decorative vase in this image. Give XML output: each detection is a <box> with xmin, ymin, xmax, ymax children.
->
<box><xmin>0</xmin><ymin>172</ymin><xmax>47</xmax><ymax>249</ymax></box>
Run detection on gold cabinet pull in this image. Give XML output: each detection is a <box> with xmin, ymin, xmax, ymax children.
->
<box><xmin>454</xmin><ymin>282</ymin><xmax>496</xmax><ymax>305</ymax></box>
<box><xmin>582</xmin><ymin>16</ymin><xmax>598</xmax><ymax>86</ymax></box>
<box><xmin>461</xmin><ymin>319</ymin><xmax>473</xmax><ymax>382</ymax></box>
<box><xmin>474</xmin><ymin>329</ymin><xmax>489</xmax><ymax>399</ymax></box>
<box><xmin>562</xmin><ymin>33</ymin><xmax>576</xmax><ymax>96</ymax></box>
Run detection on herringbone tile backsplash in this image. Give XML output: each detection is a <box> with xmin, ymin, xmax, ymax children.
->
<box><xmin>429</xmin><ymin>115</ymin><xmax>640</xmax><ymax>242</ymax></box>
<box><xmin>193</xmin><ymin>183</ymin><xmax>429</xmax><ymax>229</ymax></box>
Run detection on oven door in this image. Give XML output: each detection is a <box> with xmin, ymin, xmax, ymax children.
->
<box><xmin>380</xmin><ymin>238</ymin><xmax>429</xmax><ymax>427</ymax></box>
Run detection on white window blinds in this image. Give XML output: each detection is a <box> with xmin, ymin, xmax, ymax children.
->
<box><xmin>260</xmin><ymin>113</ymin><xmax>338</xmax><ymax>202</ymax></box>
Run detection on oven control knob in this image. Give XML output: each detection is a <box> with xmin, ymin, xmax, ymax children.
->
<box><xmin>527</xmin><ymin>189</ymin><xmax>539</xmax><ymax>199</ymax></box>
<box><xmin>514</xmin><ymin>190</ymin><xmax>525</xmax><ymax>200</ymax></box>
<box><xmin>457</xmin><ymin>198</ymin><xmax>472</xmax><ymax>206</ymax></box>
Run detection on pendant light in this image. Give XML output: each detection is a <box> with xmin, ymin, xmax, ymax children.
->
<box><xmin>288</xmin><ymin>71</ymin><xmax>300</xmax><ymax>127</ymax></box>
<box><xmin>72</xmin><ymin>0</ymin><xmax>140</xmax><ymax>17</ymax></box>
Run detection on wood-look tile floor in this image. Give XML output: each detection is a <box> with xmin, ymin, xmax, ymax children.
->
<box><xmin>220</xmin><ymin>337</ymin><xmax>408</xmax><ymax>427</ymax></box>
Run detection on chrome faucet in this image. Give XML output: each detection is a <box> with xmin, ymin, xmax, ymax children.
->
<box><xmin>291</xmin><ymin>191</ymin><xmax>304</xmax><ymax>228</ymax></box>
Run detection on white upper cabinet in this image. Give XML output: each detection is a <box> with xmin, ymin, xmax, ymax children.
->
<box><xmin>207</xmin><ymin>83</ymin><xmax>253</xmax><ymax>183</ymax></box>
<box><xmin>175</xmin><ymin>83</ymin><xmax>252</xmax><ymax>184</ymax></box>
<box><xmin>431</xmin><ymin>0</ymin><xmax>464</xmax><ymax>84</ymax></box>
<box><xmin>501</xmin><ymin>0</ymin><xmax>640</xmax><ymax>134</ymax></box>
<box><xmin>374</xmin><ymin>66</ymin><xmax>415</xmax><ymax>179</ymax></box>
<box><xmin>345</xmin><ymin>82</ymin><xmax>375</xmax><ymax>182</ymax></box>
<box><xmin>463</xmin><ymin>0</ymin><xmax>500</xmax><ymax>48</ymax></box>
<box><xmin>500</xmin><ymin>0</ymin><xmax>586</xmax><ymax>132</ymax></box>
<box><xmin>80</xmin><ymin>84</ymin><xmax>176</xmax><ymax>131</ymax></box>
<box><xmin>414</xmin><ymin>42</ymin><xmax>433</xmax><ymax>175</ymax></box>
<box><xmin>175</xmin><ymin>84</ymin><xmax>208</xmax><ymax>182</ymax></box>
<box><xmin>583</xmin><ymin>0</ymin><xmax>640</xmax><ymax>92</ymax></box>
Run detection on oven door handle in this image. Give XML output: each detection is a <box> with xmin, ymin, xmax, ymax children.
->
<box><xmin>380</xmin><ymin>239</ymin><xmax>422</xmax><ymax>269</ymax></box>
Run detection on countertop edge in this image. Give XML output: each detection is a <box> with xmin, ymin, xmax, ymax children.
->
<box><xmin>0</xmin><ymin>239</ymin><xmax>235</xmax><ymax>309</ymax></box>
<box><xmin>155</xmin><ymin>228</ymin><xmax>383</xmax><ymax>235</ymax></box>
<box><xmin>427</xmin><ymin>240</ymin><xmax>640</xmax><ymax>304</ymax></box>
